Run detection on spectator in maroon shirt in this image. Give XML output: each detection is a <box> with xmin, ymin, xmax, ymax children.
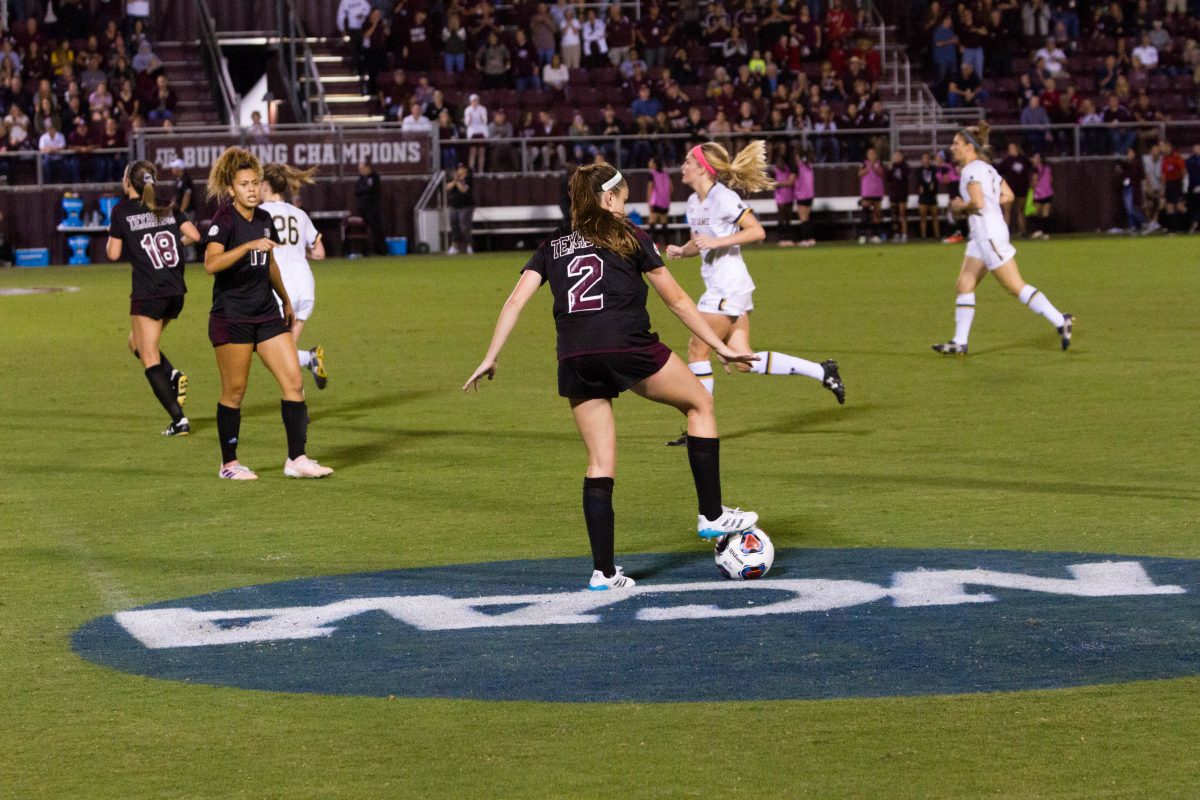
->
<box><xmin>1102</xmin><ymin>94</ymin><xmax>1136</xmax><ymax>154</ymax></box>
<box><xmin>145</xmin><ymin>74</ymin><xmax>177</xmax><ymax>124</ymax></box>
<box><xmin>511</xmin><ymin>29</ymin><xmax>541</xmax><ymax>91</ymax></box>
<box><xmin>825</xmin><ymin>0</ymin><xmax>855</xmax><ymax>45</ymax></box>
<box><xmin>65</xmin><ymin>116</ymin><xmax>94</xmax><ymax>182</ymax></box>
<box><xmin>703</xmin><ymin>3</ymin><xmax>731</xmax><ymax>62</ymax></box>
<box><xmin>606</xmin><ymin>5</ymin><xmax>635</xmax><ymax>66</ymax></box>
<box><xmin>400</xmin><ymin>9</ymin><xmax>435</xmax><ymax>72</ymax></box>
<box><xmin>794</xmin><ymin>6</ymin><xmax>821</xmax><ymax>61</ymax></box>
<box><xmin>637</xmin><ymin>4</ymin><xmax>673</xmax><ymax>69</ymax></box>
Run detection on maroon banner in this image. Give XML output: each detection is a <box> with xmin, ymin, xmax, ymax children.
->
<box><xmin>140</xmin><ymin>130</ymin><xmax>432</xmax><ymax>176</ymax></box>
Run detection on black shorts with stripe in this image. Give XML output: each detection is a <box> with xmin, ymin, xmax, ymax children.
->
<box><xmin>558</xmin><ymin>342</ymin><xmax>673</xmax><ymax>399</ymax></box>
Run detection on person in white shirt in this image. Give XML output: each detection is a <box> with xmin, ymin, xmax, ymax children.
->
<box><xmin>337</xmin><ymin>0</ymin><xmax>372</xmax><ymax>79</ymax></box>
<box><xmin>1131</xmin><ymin>32</ymin><xmax>1159</xmax><ymax>71</ymax></box>
<box><xmin>662</xmin><ymin>139</ymin><xmax>846</xmax><ymax>444</ymax></box>
<box><xmin>932</xmin><ymin>122</ymin><xmax>1073</xmax><ymax>356</ymax></box>
<box><xmin>1033</xmin><ymin>37</ymin><xmax>1068</xmax><ymax>76</ymax></box>
<box><xmin>462</xmin><ymin>93</ymin><xmax>489</xmax><ymax>174</ymax></box>
<box><xmin>581</xmin><ymin>9</ymin><xmax>608</xmax><ymax>67</ymax></box>
<box><xmin>559</xmin><ymin>7</ymin><xmax>583</xmax><ymax>68</ymax></box>
<box><xmin>38</xmin><ymin>122</ymin><xmax>67</xmax><ymax>182</ymax></box>
<box><xmin>400</xmin><ymin>102</ymin><xmax>433</xmax><ymax>133</ymax></box>
<box><xmin>260</xmin><ymin>163</ymin><xmax>329</xmax><ymax>389</ymax></box>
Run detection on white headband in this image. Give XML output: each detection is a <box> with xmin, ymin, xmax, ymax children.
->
<box><xmin>601</xmin><ymin>171</ymin><xmax>623</xmax><ymax>191</ymax></box>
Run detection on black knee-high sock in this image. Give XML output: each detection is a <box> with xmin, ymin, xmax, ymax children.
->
<box><xmin>686</xmin><ymin>435</ymin><xmax>723</xmax><ymax>521</ymax></box>
<box><xmin>133</xmin><ymin>348</ymin><xmax>175</xmax><ymax>376</ymax></box>
<box><xmin>281</xmin><ymin>399</ymin><xmax>308</xmax><ymax>460</ymax></box>
<box><xmin>217</xmin><ymin>403</ymin><xmax>241</xmax><ymax>464</ymax></box>
<box><xmin>144</xmin><ymin>364</ymin><xmax>183</xmax><ymax>422</ymax></box>
<box><xmin>582</xmin><ymin>476</ymin><xmax>616</xmax><ymax>577</ymax></box>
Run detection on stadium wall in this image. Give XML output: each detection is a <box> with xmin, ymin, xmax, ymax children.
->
<box><xmin>0</xmin><ymin>161</ymin><xmax>1123</xmax><ymax>264</ymax></box>
<box><xmin>1</xmin><ymin>177</ymin><xmax>428</xmax><ymax>264</ymax></box>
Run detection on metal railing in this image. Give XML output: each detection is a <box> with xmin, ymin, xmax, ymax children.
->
<box><xmin>193</xmin><ymin>0</ymin><xmax>238</xmax><ymax>124</ymax></box>
<box><xmin>1</xmin><ymin>147</ymin><xmax>132</xmax><ymax>187</ymax></box>
<box><xmin>413</xmin><ymin>170</ymin><xmax>447</xmax><ymax>252</ymax></box>
<box><xmin>277</xmin><ymin>0</ymin><xmax>329</xmax><ymax>122</ymax></box>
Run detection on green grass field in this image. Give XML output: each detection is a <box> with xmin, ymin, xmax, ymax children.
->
<box><xmin>2</xmin><ymin>237</ymin><xmax>1198</xmax><ymax>799</ymax></box>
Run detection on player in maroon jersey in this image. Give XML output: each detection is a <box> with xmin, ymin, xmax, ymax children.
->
<box><xmin>204</xmin><ymin>147</ymin><xmax>332</xmax><ymax>480</ymax></box>
<box><xmin>107</xmin><ymin>159</ymin><xmax>201</xmax><ymax>436</ymax></box>
<box><xmin>464</xmin><ymin>162</ymin><xmax>760</xmax><ymax>590</ymax></box>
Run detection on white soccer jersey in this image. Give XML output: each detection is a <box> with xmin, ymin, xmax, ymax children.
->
<box><xmin>959</xmin><ymin>159</ymin><xmax>1009</xmax><ymax>242</ymax></box>
<box><xmin>260</xmin><ymin>200</ymin><xmax>318</xmax><ymax>280</ymax></box>
<box><xmin>685</xmin><ymin>182</ymin><xmax>756</xmax><ymax>297</ymax></box>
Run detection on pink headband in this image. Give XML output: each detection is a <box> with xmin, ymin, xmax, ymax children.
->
<box><xmin>691</xmin><ymin>145</ymin><xmax>717</xmax><ymax>176</ymax></box>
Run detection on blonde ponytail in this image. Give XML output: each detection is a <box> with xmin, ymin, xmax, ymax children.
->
<box><xmin>695</xmin><ymin>140</ymin><xmax>776</xmax><ymax>194</ymax></box>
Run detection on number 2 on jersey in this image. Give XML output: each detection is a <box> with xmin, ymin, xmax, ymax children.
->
<box><xmin>567</xmin><ymin>254</ymin><xmax>604</xmax><ymax>313</ymax></box>
<box><xmin>138</xmin><ymin>232</ymin><xmax>180</xmax><ymax>270</ymax></box>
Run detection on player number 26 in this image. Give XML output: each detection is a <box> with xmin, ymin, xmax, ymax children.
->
<box><xmin>567</xmin><ymin>254</ymin><xmax>604</xmax><ymax>313</ymax></box>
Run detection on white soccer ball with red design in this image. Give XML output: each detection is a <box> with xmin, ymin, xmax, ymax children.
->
<box><xmin>714</xmin><ymin>527</ymin><xmax>774</xmax><ymax>580</ymax></box>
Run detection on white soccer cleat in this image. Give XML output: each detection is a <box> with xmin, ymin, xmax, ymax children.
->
<box><xmin>588</xmin><ymin>567</ymin><xmax>636</xmax><ymax>591</ymax></box>
<box><xmin>219</xmin><ymin>463</ymin><xmax>257</xmax><ymax>480</ymax></box>
<box><xmin>284</xmin><ymin>455</ymin><xmax>334</xmax><ymax>478</ymax></box>
<box><xmin>698</xmin><ymin>506</ymin><xmax>759</xmax><ymax>538</ymax></box>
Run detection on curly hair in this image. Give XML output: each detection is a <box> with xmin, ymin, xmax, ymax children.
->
<box><xmin>206</xmin><ymin>146</ymin><xmax>263</xmax><ymax>202</ymax></box>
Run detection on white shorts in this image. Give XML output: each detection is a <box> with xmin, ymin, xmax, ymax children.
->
<box><xmin>276</xmin><ymin>273</ymin><xmax>315</xmax><ymax>321</ymax></box>
<box><xmin>698</xmin><ymin>288</ymin><xmax>754</xmax><ymax>317</ymax></box>
<box><xmin>965</xmin><ymin>233</ymin><xmax>1016</xmax><ymax>271</ymax></box>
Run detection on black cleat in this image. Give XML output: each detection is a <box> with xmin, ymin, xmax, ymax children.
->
<box><xmin>932</xmin><ymin>341</ymin><xmax>968</xmax><ymax>355</ymax></box>
<box><xmin>821</xmin><ymin>359</ymin><xmax>846</xmax><ymax>404</ymax></box>
<box><xmin>1058</xmin><ymin>314</ymin><xmax>1073</xmax><ymax>351</ymax></box>
<box><xmin>162</xmin><ymin>418</ymin><xmax>190</xmax><ymax>437</ymax></box>
<box><xmin>665</xmin><ymin>431</ymin><xmax>688</xmax><ymax>447</ymax></box>
<box><xmin>170</xmin><ymin>369</ymin><xmax>188</xmax><ymax>407</ymax></box>
<box><xmin>309</xmin><ymin>346</ymin><xmax>327</xmax><ymax>389</ymax></box>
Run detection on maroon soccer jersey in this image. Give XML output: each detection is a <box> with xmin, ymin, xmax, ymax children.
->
<box><xmin>523</xmin><ymin>225</ymin><xmax>665</xmax><ymax>361</ymax></box>
<box><xmin>108</xmin><ymin>198</ymin><xmax>188</xmax><ymax>300</ymax></box>
<box><xmin>204</xmin><ymin>204</ymin><xmax>283</xmax><ymax>321</ymax></box>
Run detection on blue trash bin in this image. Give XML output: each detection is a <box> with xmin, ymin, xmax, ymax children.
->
<box><xmin>385</xmin><ymin>237</ymin><xmax>408</xmax><ymax>256</ymax></box>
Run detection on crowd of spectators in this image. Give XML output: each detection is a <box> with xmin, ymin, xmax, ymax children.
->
<box><xmin>0</xmin><ymin>1</ymin><xmax>174</xmax><ymax>184</ymax></box>
<box><xmin>336</xmin><ymin>0</ymin><xmax>890</xmax><ymax>171</ymax></box>
<box><xmin>918</xmin><ymin>1</ymin><xmax>1200</xmax><ymax>156</ymax></box>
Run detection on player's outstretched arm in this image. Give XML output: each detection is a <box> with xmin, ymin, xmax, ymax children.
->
<box><xmin>463</xmin><ymin>269</ymin><xmax>543</xmax><ymax>392</ymax></box>
<box><xmin>665</xmin><ymin>240</ymin><xmax>700</xmax><ymax>259</ymax></box>
<box><xmin>645</xmin><ymin>266</ymin><xmax>757</xmax><ymax>370</ymax></box>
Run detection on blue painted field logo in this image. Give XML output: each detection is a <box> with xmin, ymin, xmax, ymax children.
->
<box><xmin>73</xmin><ymin>549</ymin><xmax>1200</xmax><ymax>702</ymax></box>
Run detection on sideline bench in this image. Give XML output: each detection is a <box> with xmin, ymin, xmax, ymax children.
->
<box><xmin>471</xmin><ymin>194</ymin><xmax>954</xmax><ymax>244</ymax></box>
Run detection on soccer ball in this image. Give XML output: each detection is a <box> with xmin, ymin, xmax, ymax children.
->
<box><xmin>714</xmin><ymin>527</ymin><xmax>774</xmax><ymax>580</ymax></box>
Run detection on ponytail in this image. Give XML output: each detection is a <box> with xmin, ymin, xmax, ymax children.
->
<box><xmin>693</xmin><ymin>140</ymin><xmax>775</xmax><ymax>194</ymax></box>
<box><xmin>960</xmin><ymin>121</ymin><xmax>994</xmax><ymax>163</ymax></box>
<box><xmin>569</xmin><ymin>163</ymin><xmax>639</xmax><ymax>258</ymax></box>
<box><xmin>125</xmin><ymin>159</ymin><xmax>169</xmax><ymax>216</ymax></box>
<box><xmin>263</xmin><ymin>162</ymin><xmax>317</xmax><ymax>200</ymax></box>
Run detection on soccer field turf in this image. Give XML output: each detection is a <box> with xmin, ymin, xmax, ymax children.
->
<box><xmin>2</xmin><ymin>237</ymin><xmax>1198</xmax><ymax>798</ymax></box>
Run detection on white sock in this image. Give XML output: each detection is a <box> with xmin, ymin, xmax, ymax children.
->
<box><xmin>748</xmin><ymin>351</ymin><xmax>825</xmax><ymax>381</ymax></box>
<box><xmin>954</xmin><ymin>292</ymin><xmax>976</xmax><ymax>344</ymax></box>
<box><xmin>1018</xmin><ymin>285</ymin><xmax>1065</xmax><ymax>328</ymax></box>
<box><xmin>297</xmin><ymin>349</ymin><xmax>312</xmax><ymax>367</ymax></box>
<box><xmin>688</xmin><ymin>361</ymin><xmax>714</xmax><ymax>394</ymax></box>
